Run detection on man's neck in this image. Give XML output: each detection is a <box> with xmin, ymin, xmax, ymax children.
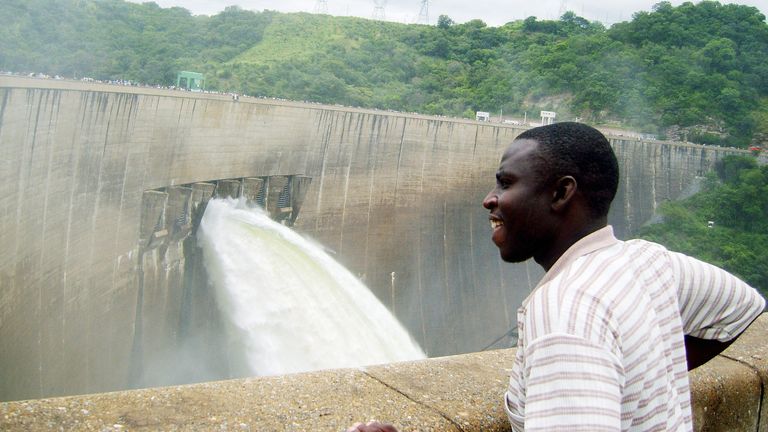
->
<box><xmin>536</xmin><ymin>218</ymin><xmax>608</xmax><ymax>271</ymax></box>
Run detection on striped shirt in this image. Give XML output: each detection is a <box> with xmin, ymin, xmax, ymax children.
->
<box><xmin>504</xmin><ymin>226</ymin><xmax>765</xmax><ymax>431</ymax></box>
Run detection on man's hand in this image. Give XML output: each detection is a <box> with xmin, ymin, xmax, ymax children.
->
<box><xmin>345</xmin><ymin>421</ymin><xmax>399</xmax><ymax>432</ymax></box>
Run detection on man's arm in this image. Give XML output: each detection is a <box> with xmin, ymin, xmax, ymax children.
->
<box><xmin>684</xmin><ymin>308</ymin><xmax>765</xmax><ymax>370</ymax></box>
<box><xmin>673</xmin><ymin>251</ymin><xmax>765</xmax><ymax>345</ymax></box>
<box><xmin>684</xmin><ymin>335</ymin><xmax>735</xmax><ymax>370</ymax></box>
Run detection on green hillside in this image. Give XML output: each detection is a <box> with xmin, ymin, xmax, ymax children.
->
<box><xmin>639</xmin><ymin>155</ymin><xmax>768</xmax><ymax>295</ymax></box>
<box><xmin>235</xmin><ymin>13</ymin><xmax>373</xmax><ymax>63</ymax></box>
<box><xmin>1</xmin><ymin>0</ymin><xmax>767</xmax><ymax>147</ymax></box>
<box><xmin>217</xmin><ymin>13</ymin><xmax>435</xmax><ymax>109</ymax></box>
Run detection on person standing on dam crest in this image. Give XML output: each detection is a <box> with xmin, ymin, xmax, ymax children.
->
<box><xmin>347</xmin><ymin>122</ymin><xmax>765</xmax><ymax>432</ymax></box>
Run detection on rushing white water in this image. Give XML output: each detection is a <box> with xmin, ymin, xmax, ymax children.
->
<box><xmin>197</xmin><ymin>197</ymin><xmax>425</xmax><ymax>377</ymax></box>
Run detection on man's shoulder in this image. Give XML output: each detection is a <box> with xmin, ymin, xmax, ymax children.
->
<box><xmin>575</xmin><ymin>237</ymin><xmax>672</xmax><ymax>275</ymax></box>
<box><xmin>524</xmin><ymin>239</ymin><xmax>678</xmax><ymax>348</ymax></box>
<box><xmin>623</xmin><ymin>237</ymin><xmax>669</xmax><ymax>252</ymax></box>
<box><xmin>535</xmin><ymin>239</ymin><xmax>674</xmax><ymax>305</ymax></box>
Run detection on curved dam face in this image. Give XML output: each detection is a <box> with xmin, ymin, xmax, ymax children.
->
<box><xmin>0</xmin><ymin>76</ymin><xmax>746</xmax><ymax>401</ymax></box>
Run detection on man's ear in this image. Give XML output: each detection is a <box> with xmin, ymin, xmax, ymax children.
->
<box><xmin>551</xmin><ymin>176</ymin><xmax>577</xmax><ymax>212</ymax></box>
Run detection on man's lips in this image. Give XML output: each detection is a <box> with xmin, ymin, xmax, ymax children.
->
<box><xmin>489</xmin><ymin>215</ymin><xmax>503</xmax><ymax>230</ymax></box>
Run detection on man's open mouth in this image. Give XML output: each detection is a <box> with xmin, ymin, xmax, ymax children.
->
<box><xmin>490</xmin><ymin>218</ymin><xmax>503</xmax><ymax>229</ymax></box>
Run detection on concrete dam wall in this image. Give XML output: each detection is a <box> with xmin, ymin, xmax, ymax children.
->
<box><xmin>0</xmin><ymin>76</ymin><xmax>747</xmax><ymax>402</ymax></box>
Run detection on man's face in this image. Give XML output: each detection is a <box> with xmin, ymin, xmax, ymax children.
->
<box><xmin>482</xmin><ymin>139</ymin><xmax>555</xmax><ymax>263</ymax></box>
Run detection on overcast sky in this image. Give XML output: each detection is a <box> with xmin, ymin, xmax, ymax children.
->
<box><xmin>131</xmin><ymin>0</ymin><xmax>767</xmax><ymax>27</ymax></box>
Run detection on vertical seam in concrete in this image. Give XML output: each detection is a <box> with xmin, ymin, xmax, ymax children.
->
<box><xmin>101</xmin><ymin>121</ymin><xmax>111</xmax><ymax>159</ymax></box>
<box><xmin>469</xmin><ymin>126</ymin><xmax>479</xmax><ymax>330</ymax></box>
<box><xmin>364</xmin><ymin>159</ymin><xmax>374</xmax><ymax>278</ymax></box>
<box><xmin>86</xmin><ymin>93</ymin><xmax>109</xmax><ymax>391</ymax></box>
<box><xmin>339</xmin><ymin>151</ymin><xmax>353</xmax><ymax>256</ymax></box>
<box><xmin>720</xmin><ymin>353</ymin><xmax>764</xmax><ymax>432</ymax></box>
<box><xmin>442</xmin><ymin>200</ymin><xmax>450</xmax><ymax>321</ymax></box>
<box><xmin>361</xmin><ymin>371</ymin><xmax>465</xmax><ymax>432</ymax></box>
<box><xmin>38</xmin><ymin>89</ymin><xmax>60</xmax><ymax>395</ymax></box>
<box><xmin>362</xmin><ymin>115</ymin><xmax>381</xmax><ymax>280</ymax></box>
<box><xmin>338</xmin><ymin>112</ymin><xmax>357</xmax><ymax>255</ymax></box>
<box><xmin>28</xmin><ymin>91</ymin><xmax>45</xmax><ymax>178</ymax></box>
<box><xmin>0</xmin><ymin>90</ymin><xmax>10</xmax><ymax>136</ymax></box>
<box><xmin>32</xmin><ymin>90</ymin><xmax>50</xmax><ymax>397</ymax></box>
<box><xmin>417</xmin><ymin>153</ymin><xmax>428</xmax><ymax>353</ymax></box>
<box><xmin>394</xmin><ymin>119</ymin><xmax>407</xmax><ymax>203</ymax></box>
<box><xmin>313</xmin><ymin>110</ymin><xmax>334</xmax><ymax>231</ymax></box>
<box><xmin>416</xmin><ymin>227</ymin><xmax>427</xmax><ymax>353</ymax></box>
<box><xmin>111</xmin><ymin>153</ymin><xmax>131</xmax><ymax>297</ymax></box>
<box><xmin>62</xmin><ymin>91</ymin><xmax>85</xmax><ymax>388</ymax></box>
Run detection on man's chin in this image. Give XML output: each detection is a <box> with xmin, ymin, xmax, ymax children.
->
<box><xmin>499</xmin><ymin>250</ymin><xmax>530</xmax><ymax>263</ymax></box>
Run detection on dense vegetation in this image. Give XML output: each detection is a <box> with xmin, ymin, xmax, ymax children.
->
<box><xmin>1</xmin><ymin>0</ymin><xmax>766</xmax><ymax>145</ymax></box>
<box><xmin>639</xmin><ymin>155</ymin><xmax>768</xmax><ymax>296</ymax></box>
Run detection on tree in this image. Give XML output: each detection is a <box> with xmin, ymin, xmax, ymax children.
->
<box><xmin>437</xmin><ymin>15</ymin><xmax>454</xmax><ymax>29</ymax></box>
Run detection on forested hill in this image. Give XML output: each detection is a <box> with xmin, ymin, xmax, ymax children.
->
<box><xmin>639</xmin><ymin>155</ymin><xmax>768</xmax><ymax>295</ymax></box>
<box><xmin>1</xmin><ymin>0</ymin><xmax>767</xmax><ymax>147</ymax></box>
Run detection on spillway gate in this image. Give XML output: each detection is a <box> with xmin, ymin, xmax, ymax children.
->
<box><xmin>130</xmin><ymin>175</ymin><xmax>311</xmax><ymax>389</ymax></box>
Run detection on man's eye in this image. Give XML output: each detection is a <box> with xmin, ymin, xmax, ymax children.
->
<box><xmin>495</xmin><ymin>174</ymin><xmax>513</xmax><ymax>189</ymax></box>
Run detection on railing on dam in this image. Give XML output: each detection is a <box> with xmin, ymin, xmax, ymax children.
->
<box><xmin>2</xmin><ymin>313</ymin><xmax>766</xmax><ymax>431</ymax></box>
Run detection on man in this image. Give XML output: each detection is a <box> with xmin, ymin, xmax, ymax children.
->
<box><xmin>349</xmin><ymin>122</ymin><xmax>765</xmax><ymax>431</ymax></box>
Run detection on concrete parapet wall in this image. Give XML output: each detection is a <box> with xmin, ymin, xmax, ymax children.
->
<box><xmin>2</xmin><ymin>313</ymin><xmax>766</xmax><ymax>431</ymax></box>
<box><xmin>0</xmin><ymin>76</ymin><xmax>750</xmax><ymax>401</ymax></box>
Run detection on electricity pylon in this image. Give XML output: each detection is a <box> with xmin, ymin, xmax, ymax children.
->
<box><xmin>372</xmin><ymin>0</ymin><xmax>387</xmax><ymax>20</ymax></box>
<box><xmin>314</xmin><ymin>0</ymin><xmax>328</xmax><ymax>14</ymax></box>
<box><xmin>417</xmin><ymin>0</ymin><xmax>429</xmax><ymax>25</ymax></box>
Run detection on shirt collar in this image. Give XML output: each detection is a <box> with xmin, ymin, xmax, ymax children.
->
<box><xmin>522</xmin><ymin>225</ymin><xmax>620</xmax><ymax>308</ymax></box>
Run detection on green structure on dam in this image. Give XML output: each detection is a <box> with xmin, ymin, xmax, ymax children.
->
<box><xmin>0</xmin><ymin>76</ymin><xmax>749</xmax><ymax>403</ymax></box>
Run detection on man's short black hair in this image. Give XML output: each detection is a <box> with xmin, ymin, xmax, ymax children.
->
<box><xmin>517</xmin><ymin>122</ymin><xmax>619</xmax><ymax>218</ymax></box>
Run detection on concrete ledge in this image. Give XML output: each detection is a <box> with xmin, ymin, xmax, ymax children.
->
<box><xmin>717</xmin><ymin>312</ymin><xmax>768</xmax><ymax>432</ymax></box>
<box><xmin>687</xmin><ymin>312</ymin><xmax>768</xmax><ymax>432</ymax></box>
<box><xmin>2</xmin><ymin>314</ymin><xmax>766</xmax><ymax>431</ymax></box>
<box><xmin>0</xmin><ymin>352</ymin><xmax>513</xmax><ymax>432</ymax></box>
<box><xmin>690</xmin><ymin>356</ymin><xmax>761</xmax><ymax>431</ymax></box>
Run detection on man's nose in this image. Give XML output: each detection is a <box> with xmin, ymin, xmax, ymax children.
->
<box><xmin>482</xmin><ymin>191</ymin><xmax>497</xmax><ymax>209</ymax></box>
